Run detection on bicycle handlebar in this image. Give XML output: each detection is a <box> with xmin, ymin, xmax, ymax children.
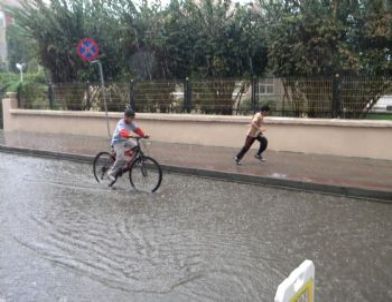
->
<box><xmin>127</xmin><ymin>136</ymin><xmax>150</xmax><ymax>140</ymax></box>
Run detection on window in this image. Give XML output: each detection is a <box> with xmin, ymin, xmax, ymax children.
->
<box><xmin>258</xmin><ymin>79</ymin><xmax>274</xmax><ymax>95</ymax></box>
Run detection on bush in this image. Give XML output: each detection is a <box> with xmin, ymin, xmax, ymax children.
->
<box><xmin>0</xmin><ymin>72</ymin><xmax>20</xmax><ymax>92</ymax></box>
<box><xmin>16</xmin><ymin>70</ymin><xmax>48</xmax><ymax>109</ymax></box>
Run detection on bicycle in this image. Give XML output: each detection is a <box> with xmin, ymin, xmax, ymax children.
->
<box><xmin>93</xmin><ymin>137</ymin><xmax>162</xmax><ymax>192</ymax></box>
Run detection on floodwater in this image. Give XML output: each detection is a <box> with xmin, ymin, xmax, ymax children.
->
<box><xmin>0</xmin><ymin>153</ymin><xmax>391</xmax><ymax>302</ymax></box>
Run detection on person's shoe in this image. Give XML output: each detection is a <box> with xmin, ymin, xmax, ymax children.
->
<box><xmin>107</xmin><ymin>173</ymin><xmax>116</xmax><ymax>182</ymax></box>
<box><xmin>234</xmin><ymin>156</ymin><xmax>241</xmax><ymax>165</ymax></box>
<box><xmin>255</xmin><ymin>154</ymin><xmax>266</xmax><ymax>162</ymax></box>
<box><xmin>108</xmin><ymin>175</ymin><xmax>117</xmax><ymax>187</ymax></box>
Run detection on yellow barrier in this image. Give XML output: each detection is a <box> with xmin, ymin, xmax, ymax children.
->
<box><xmin>275</xmin><ymin>260</ymin><xmax>315</xmax><ymax>302</ymax></box>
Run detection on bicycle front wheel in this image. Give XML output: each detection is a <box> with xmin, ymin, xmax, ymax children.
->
<box><xmin>93</xmin><ymin>152</ymin><xmax>114</xmax><ymax>183</ymax></box>
<box><xmin>129</xmin><ymin>156</ymin><xmax>162</xmax><ymax>192</ymax></box>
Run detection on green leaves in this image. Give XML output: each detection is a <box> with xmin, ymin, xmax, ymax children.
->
<box><xmin>264</xmin><ymin>0</ymin><xmax>391</xmax><ymax>76</ymax></box>
<box><xmin>6</xmin><ymin>0</ymin><xmax>391</xmax><ymax>83</ymax></box>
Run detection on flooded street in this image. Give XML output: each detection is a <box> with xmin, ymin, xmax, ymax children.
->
<box><xmin>0</xmin><ymin>153</ymin><xmax>391</xmax><ymax>301</ymax></box>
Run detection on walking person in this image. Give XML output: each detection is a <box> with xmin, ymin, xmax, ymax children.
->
<box><xmin>234</xmin><ymin>105</ymin><xmax>270</xmax><ymax>165</ymax></box>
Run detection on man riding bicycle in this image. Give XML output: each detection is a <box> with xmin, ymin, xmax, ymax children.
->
<box><xmin>108</xmin><ymin>108</ymin><xmax>148</xmax><ymax>182</ymax></box>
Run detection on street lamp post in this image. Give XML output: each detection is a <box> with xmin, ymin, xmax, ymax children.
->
<box><xmin>15</xmin><ymin>63</ymin><xmax>26</xmax><ymax>83</ymax></box>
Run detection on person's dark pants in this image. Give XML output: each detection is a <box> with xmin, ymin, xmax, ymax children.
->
<box><xmin>236</xmin><ymin>135</ymin><xmax>268</xmax><ymax>160</ymax></box>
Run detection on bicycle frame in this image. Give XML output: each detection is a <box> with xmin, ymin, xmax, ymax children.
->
<box><xmin>94</xmin><ymin>135</ymin><xmax>161</xmax><ymax>191</ymax></box>
<box><xmin>112</xmin><ymin>137</ymin><xmax>147</xmax><ymax>175</ymax></box>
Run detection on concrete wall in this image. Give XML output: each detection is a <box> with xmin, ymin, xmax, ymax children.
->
<box><xmin>3</xmin><ymin>93</ymin><xmax>392</xmax><ymax>160</ymax></box>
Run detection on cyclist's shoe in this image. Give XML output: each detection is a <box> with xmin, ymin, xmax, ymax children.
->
<box><xmin>108</xmin><ymin>175</ymin><xmax>117</xmax><ymax>187</ymax></box>
<box><xmin>107</xmin><ymin>173</ymin><xmax>116</xmax><ymax>182</ymax></box>
<box><xmin>255</xmin><ymin>154</ymin><xmax>266</xmax><ymax>162</ymax></box>
<box><xmin>234</xmin><ymin>156</ymin><xmax>241</xmax><ymax>165</ymax></box>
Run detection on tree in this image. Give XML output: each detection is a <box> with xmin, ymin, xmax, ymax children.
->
<box><xmin>8</xmin><ymin>0</ymin><xmax>128</xmax><ymax>83</ymax></box>
<box><xmin>262</xmin><ymin>0</ymin><xmax>392</xmax><ymax>117</ymax></box>
<box><xmin>7</xmin><ymin>0</ymin><xmax>390</xmax><ymax>116</ymax></box>
<box><xmin>159</xmin><ymin>0</ymin><xmax>269</xmax><ymax>114</ymax></box>
<box><xmin>6</xmin><ymin>23</ymin><xmax>39</xmax><ymax>73</ymax></box>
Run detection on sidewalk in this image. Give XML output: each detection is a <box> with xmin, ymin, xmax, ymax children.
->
<box><xmin>0</xmin><ymin>130</ymin><xmax>391</xmax><ymax>200</ymax></box>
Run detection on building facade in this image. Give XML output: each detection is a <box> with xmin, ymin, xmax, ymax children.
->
<box><xmin>0</xmin><ymin>0</ymin><xmax>20</xmax><ymax>70</ymax></box>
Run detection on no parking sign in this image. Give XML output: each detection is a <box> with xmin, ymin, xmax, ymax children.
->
<box><xmin>77</xmin><ymin>38</ymin><xmax>99</xmax><ymax>62</ymax></box>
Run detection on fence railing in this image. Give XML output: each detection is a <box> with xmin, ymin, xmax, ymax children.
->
<box><xmin>16</xmin><ymin>77</ymin><xmax>392</xmax><ymax>119</ymax></box>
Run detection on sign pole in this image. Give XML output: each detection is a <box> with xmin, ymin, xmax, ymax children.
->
<box><xmin>92</xmin><ymin>60</ymin><xmax>111</xmax><ymax>139</ymax></box>
<box><xmin>76</xmin><ymin>37</ymin><xmax>110</xmax><ymax>139</ymax></box>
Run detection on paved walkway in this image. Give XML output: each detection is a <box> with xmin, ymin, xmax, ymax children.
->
<box><xmin>1</xmin><ymin>130</ymin><xmax>391</xmax><ymax>197</ymax></box>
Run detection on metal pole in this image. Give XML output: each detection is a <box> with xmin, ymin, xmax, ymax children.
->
<box><xmin>336</xmin><ymin>74</ymin><xmax>341</xmax><ymax>118</ymax></box>
<box><xmin>92</xmin><ymin>60</ymin><xmax>111</xmax><ymax>139</ymax></box>
<box><xmin>48</xmin><ymin>82</ymin><xmax>54</xmax><ymax>109</ymax></box>
<box><xmin>187</xmin><ymin>77</ymin><xmax>192</xmax><ymax>113</ymax></box>
<box><xmin>332</xmin><ymin>73</ymin><xmax>340</xmax><ymax>118</ymax></box>
<box><xmin>85</xmin><ymin>81</ymin><xmax>91</xmax><ymax>110</ymax></box>
<box><xmin>184</xmin><ymin>77</ymin><xmax>189</xmax><ymax>113</ymax></box>
<box><xmin>130</xmin><ymin>79</ymin><xmax>135</xmax><ymax>110</ymax></box>
<box><xmin>251</xmin><ymin>76</ymin><xmax>257</xmax><ymax>114</ymax></box>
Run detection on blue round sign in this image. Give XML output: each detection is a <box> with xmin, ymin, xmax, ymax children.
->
<box><xmin>77</xmin><ymin>38</ymin><xmax>99</xmax><ymax>62</ymax></box>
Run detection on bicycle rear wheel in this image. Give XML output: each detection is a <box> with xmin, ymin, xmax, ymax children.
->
<box><xmin>129</xmin><ymin>156</ymin><xmax>162</xmax><ymax>192</ymax></box>
<box><xmin>93</xmin><ymin>152</ymin><xmax>114</xmax><ymax>183</ymax></box>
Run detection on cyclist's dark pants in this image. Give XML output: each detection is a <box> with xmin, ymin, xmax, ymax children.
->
<box><xmin>110</xmin><ymin>141</ymin><xmax>136</xmax><ymax>177</ymax></box>
<box><xmin>236</xmin><ymin>135</ymin><xmax>268</xmax><ymax>160</ymax></box>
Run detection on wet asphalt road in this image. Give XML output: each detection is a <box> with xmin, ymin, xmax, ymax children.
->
<box><xmin>0</xmin><ymin>153</ymin><xmax>391</xmax><ymax>302</ymax></box>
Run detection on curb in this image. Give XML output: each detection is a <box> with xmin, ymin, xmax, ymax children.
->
<box><xmin>0</xmin><ymin>145</ymin><xmax>93</xmax><ymax>163</ymax></box>
<box><xmin>1</xmin><ymin>144</ymin><xmax>391</xmax><ymax>202</ymax></box>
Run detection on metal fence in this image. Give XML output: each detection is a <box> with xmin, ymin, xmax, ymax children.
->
<box><xmin>16</xmin><ymin>77</ymin><xmax>392</xmax><ymax>119</ymax></box>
